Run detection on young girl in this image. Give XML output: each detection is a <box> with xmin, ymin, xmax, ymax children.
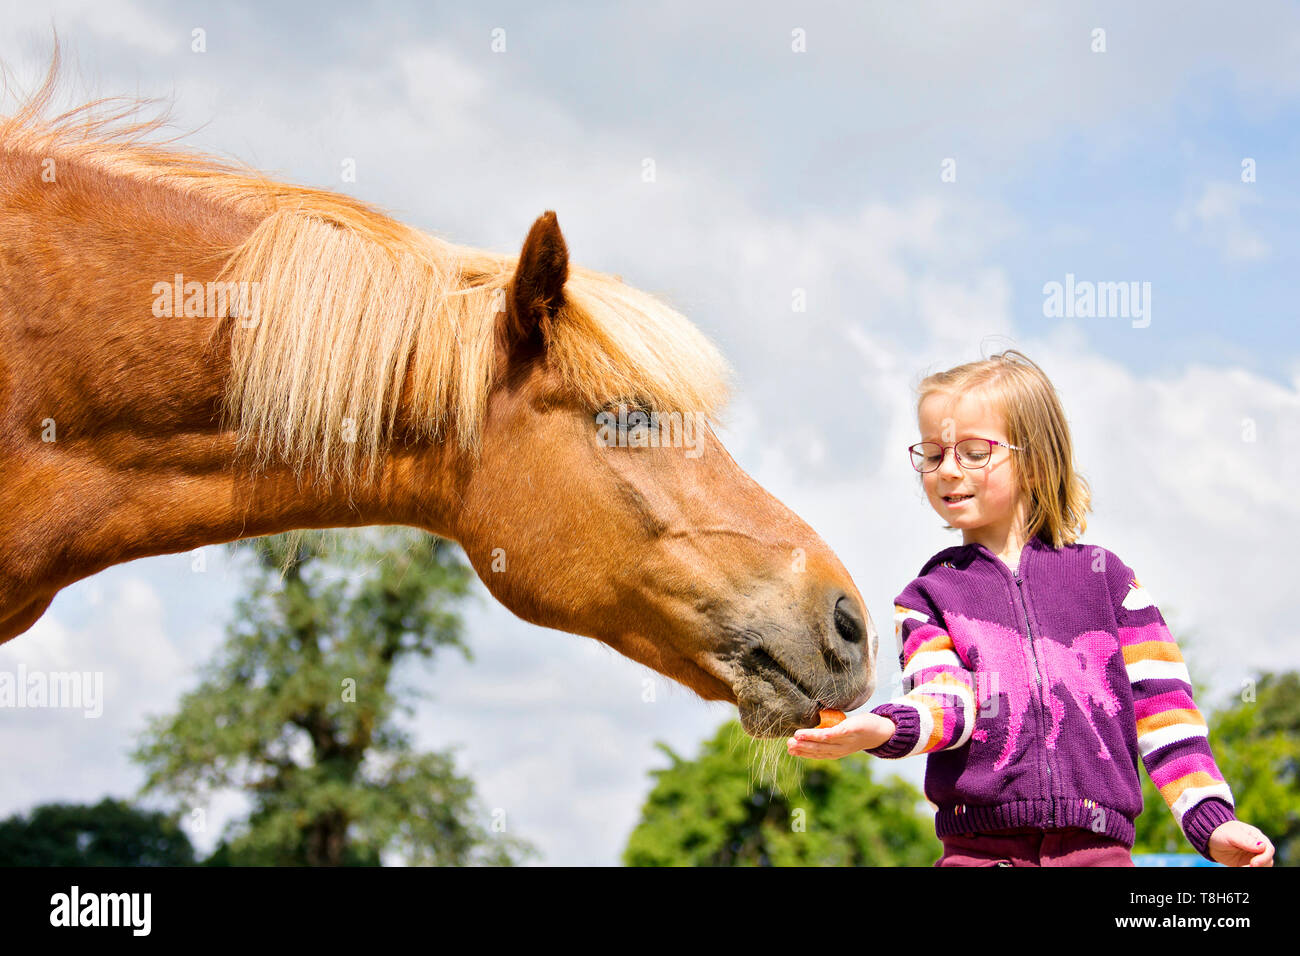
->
<box><xmin>788</xmin><ymin>349</ymin><xmax>1274</xmax><ymax>867</ymax></box>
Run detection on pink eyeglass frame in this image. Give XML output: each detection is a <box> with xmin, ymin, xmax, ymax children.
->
<box><xmin>908</xmin><ymin>438</ymin><xmax>1026</xmax><ymax>473</ymax></box>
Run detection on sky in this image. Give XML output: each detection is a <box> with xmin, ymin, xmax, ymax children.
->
<box><xmin>1</xmin><ymin>1</ymin><xmax>1297</xmax><ymax>866</ymax></box>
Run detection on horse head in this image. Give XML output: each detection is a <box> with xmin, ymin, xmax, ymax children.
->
<box><xmin>450</xmin><ymin>211</ymin><xmax>877</xmax><ymax>738</ymax></box>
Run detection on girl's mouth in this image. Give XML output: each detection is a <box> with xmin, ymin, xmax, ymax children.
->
<box><xmin>943</xmin><ymin>494</ymin><xmax>974</xmax><ymax>507</ymax></box>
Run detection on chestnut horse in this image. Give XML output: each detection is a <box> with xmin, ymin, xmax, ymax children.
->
<box><xmin>0</xmin><ymin>63</ymin><xmax>876</xmax><ymax>738</ymax></box>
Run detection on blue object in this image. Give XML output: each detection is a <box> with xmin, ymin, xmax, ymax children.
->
<box><xmin>1132</xmin><ymin>853</ymin><xmax>1219</xmax><ymax>867</ymax></box>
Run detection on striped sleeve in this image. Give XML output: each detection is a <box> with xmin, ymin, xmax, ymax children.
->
<box><xmin>864</xmin><ymin>600</ymin><xmax>976</xmax><ymax>759</ymax></box>
<box><xmin>1118</xmin><ymin>573</ymin><xmax>1237</xmax><ymax>860</ymax></box>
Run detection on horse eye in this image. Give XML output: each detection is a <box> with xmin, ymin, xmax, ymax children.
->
<box><xmin>594</xmin><ymin>402</ymin><xmax>654</xmax><ymax>438</ymax></box>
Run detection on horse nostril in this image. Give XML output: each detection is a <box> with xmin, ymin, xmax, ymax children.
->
<box><xmin>833</xmin><ymin>595</ymin><xmax>865</xmax><ymax>644</ymax></box>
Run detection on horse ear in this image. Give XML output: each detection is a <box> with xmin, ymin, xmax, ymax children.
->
<box><xmin>503</xmin><ymin>210</ymin><xmax>568</xmax><ymax>353</ymax></box>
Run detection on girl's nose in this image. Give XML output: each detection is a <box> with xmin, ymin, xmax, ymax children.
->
<box><xmin>937</xmin><ymin>447</ymin><xmax>964</xmax><ymax>477</ymax></box>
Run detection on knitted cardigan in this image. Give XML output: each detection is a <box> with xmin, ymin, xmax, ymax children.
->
<box><xmin>866</xmin><ymin>534</ymin><xmax>1237</xmax><ymax>861</ymax></box>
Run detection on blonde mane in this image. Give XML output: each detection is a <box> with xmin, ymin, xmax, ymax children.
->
<box><xmin>1</xmin><ymin>50</ymin><xmax>733</xmax><ymax>489</ymax></box>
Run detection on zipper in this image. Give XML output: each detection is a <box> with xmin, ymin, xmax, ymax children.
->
<box><xmin>1012</xmin><ymin>563</ymin><xmax>1055</xmax><ymax>807</ymax></box>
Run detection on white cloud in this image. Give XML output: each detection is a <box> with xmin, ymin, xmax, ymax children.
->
<box><xmin>0</xmin><ymin>0</ymin><xmax>175</xmax><ymax>63</ymax></box>
<box><xmin>1176</xmin><ymin>181</ymin><xmax>1271</xmax><ymax>262</ymax></box>
<box><xmin>0</xmin><ymin>575</ymin><xmax>189</xmax><ymax>820</ymax></box>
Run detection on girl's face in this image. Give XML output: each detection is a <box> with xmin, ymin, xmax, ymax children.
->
<box><xmin>916</xmin><ymin>390</ymin><xmax>1026</xmax><ymax>546</ymax></box>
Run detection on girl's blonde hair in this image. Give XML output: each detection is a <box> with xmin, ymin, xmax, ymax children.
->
<box><xmin>916</xmin><ymin>349</ymin><xmax>1091</xmax><ymax>549</ymax></box>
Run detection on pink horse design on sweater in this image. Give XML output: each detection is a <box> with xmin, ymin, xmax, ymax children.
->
<box><xmin>945</xmin><ymin>612</ymin><xmax>1122</xmax><ymax>770</ymax></box>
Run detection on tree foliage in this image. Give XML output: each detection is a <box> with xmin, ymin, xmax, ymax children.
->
<box><xmin>131</xmin><ymin>528</ymin><xmax>536</xmax><ymax>866</ymax></box>
<box><xmin>1134</xmin><ymin>670</ymin><xmax>1299</xmax><ymax>865</ymax></box>
<box><xmin>623</xmin><ymin>720</ymin><xmax>940</xmax><ymax>866</ymax></box>
<box><xmin>0</xmin><ymin>798</ymin><xmax>196</xmax><ymax>866</ymax></box>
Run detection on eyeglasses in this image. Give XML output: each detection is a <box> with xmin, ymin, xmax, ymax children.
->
<box><xmin>908</xmin><ymin>438</ymin><xmax>1025</xmax><ymax>473</ymax></box>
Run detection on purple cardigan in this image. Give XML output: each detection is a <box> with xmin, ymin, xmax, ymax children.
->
<box><xmin>866</xmin><ymin>534</ymin><xmax>1237</xmax><ymax>861</ymax></box>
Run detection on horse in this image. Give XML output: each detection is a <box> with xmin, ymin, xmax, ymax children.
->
<box><xmin>0</xmin><ymin>54</ymin><xmax>877</xmax><ymax>739</ymax></box>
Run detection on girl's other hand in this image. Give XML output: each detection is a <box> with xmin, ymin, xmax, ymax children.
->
<box><xmin>1208</xmin><ymin>821</ymin><xmax>1274</xmax><ymax>867</ymax></box>
<box><xmin>787</xmin><ymin>711</ymin><xmax>895</xmax><ymax>760</ymax></box>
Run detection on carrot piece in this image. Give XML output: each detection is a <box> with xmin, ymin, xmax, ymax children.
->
<box><xmin>817</xmin><ymin>708</ymin><xmax>846</xmax><ymax>728</ymax></box>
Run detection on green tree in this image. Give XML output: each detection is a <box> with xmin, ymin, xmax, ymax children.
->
<box><xmin>0</xmin><ymin>798</ymin><xmax>196</xmax><ymax>865</ymax></box>
<box><xmin>1134</xmin><ymin>670</ymin><xmax>1299</xmax><ymax>865</ymax></box>
<box><xmin>624</xmin><ymin>720</ymin><xmax>940</xmax><ymax>866</ymax></box>
<box><xmin>131</xmin><ymin>528</ymin><xmax>536</xmax><ymax>866</ymax></box>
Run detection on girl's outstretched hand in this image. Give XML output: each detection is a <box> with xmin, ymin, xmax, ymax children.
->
<box><xmin>787</xmin><ymin>711</ymin><xmax>895</xmax><ymax>760</ymax></box>
<box><xmin>1208</xmin><ymin>821</ymin><xmax>1274</xmax><ymax>867</ymax></box>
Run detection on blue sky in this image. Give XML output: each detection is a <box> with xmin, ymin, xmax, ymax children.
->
<box><xmin>1</xmin><ymin>1</ymin><xmax>1297</xmax><ymax>865</ymax></box>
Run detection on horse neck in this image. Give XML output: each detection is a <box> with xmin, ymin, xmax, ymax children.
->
<box><xmin>0</xmin><ymin>153</ymin><xmax>465</xmax><ymax>599</ymax></box>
